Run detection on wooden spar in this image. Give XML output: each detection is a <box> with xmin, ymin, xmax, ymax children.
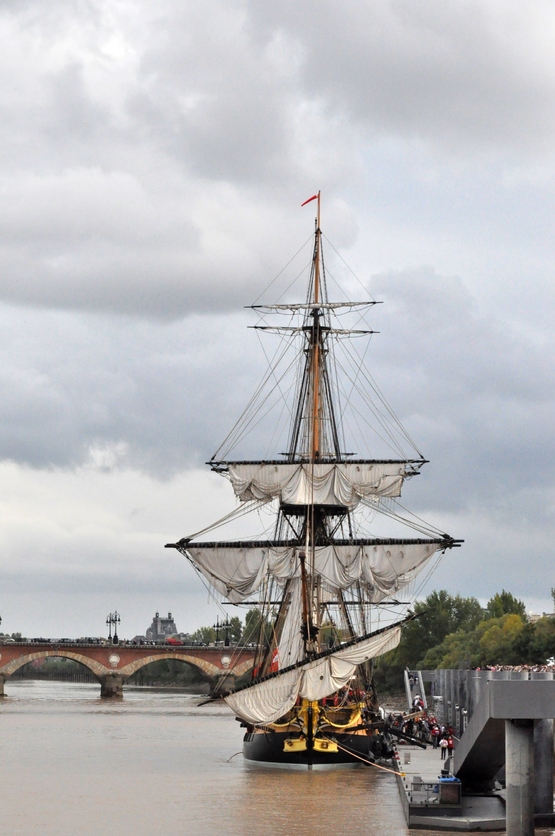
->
<box><xmin>307</xmin><ymin>190</ymin><xmax>321</xmax><ymax>654</ymax></box>
<box><xmin>298</xmin><ymin>550</ymin><xmax>312</xmax><ymax>646</ymax></box>
<box><xmin>311</xmin><ymin>190</ymin><xmax>321</xmax><ymax>461</ymax></box>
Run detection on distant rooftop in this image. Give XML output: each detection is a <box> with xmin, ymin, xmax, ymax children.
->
<box><xmin>527</xmin><ymin>612</ymin><xmax>555</xmax><ymax>624</ymax></box>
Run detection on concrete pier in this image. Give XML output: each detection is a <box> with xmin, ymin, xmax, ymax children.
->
<box><xmin>534</xmin><ymin>718</ymin><xmax>554</xmax><ymax>817</ymax></box>
<box><xmin>531</xmin><ymin>671</ymin><xmax>554</xmax><ymax>820</ymax></box>
<box><xmin>505</xmin><ymin>719</ymin><xmax>534</xmax><ymax>836</ymax></box>
<box><xmin>99</xmin><ymin>673</ymin><xmax>124</xmax><ymax>698</ymax></box>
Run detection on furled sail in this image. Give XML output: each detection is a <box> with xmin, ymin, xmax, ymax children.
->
<box><xmin>224</xmin><ymin>623</ymin><xmax>402</xmax><ymax>725</ymax></box>
<box><xmin>174</xmin><ymin>539</ymin><xmax>448</xmax><ymax>604</ymax></box>
<box><xmin>225</xmin><ymin>462</ymin><xmax>411</xmax><ymax>507</ymax></box>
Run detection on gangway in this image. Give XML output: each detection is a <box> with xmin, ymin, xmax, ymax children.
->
<box><xmin>403</xmin><ymin>668</ymin><xmax>427</xmax><ymax>711</ymax></box>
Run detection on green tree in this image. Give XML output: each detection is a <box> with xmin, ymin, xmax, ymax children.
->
<box><xmin>229</xmin><ymin>616</ymin><xmax>242</xmax><ymax>643</ymax></box>
<box><xmin>394</xmin><ymin>590</ymin><xmax>483</xmax><ymax>668</ymax></box>
<box><xmin>421</xmin><ymin>628</ymin><xmax>477</xmax><ymax>669</ymax></box>
<box><xmin>421</xmin><ymin>613</ymin><xmax>526</xmax><ymax>669</ymax></box>
<box><xmin>373</xmin><ymin>590</ymin><xmax>483</xmax><ymax>691</ymax></box>
<box><xmin>477</xmin><ymin>613</ymin><xmax>525</xmax><ymax>665</ymax></box>
<box><xmin>512</xmin><ymin>616</ymin><xmax>555</xmax><ymax>665</ymax></box>
<box><xmin>242</xmin><ymin>608</ymin><xmax>272</xmax><ymax>645</ymax></box>
<box><xmin>191</xmin><ymin>626</ymin><xmax>216</xmax><ymax>644</ymax></box>
<box><xmin>486</xmin><ymin>590</ymin><xmax>526</xmax><ymax>620</ymax></box>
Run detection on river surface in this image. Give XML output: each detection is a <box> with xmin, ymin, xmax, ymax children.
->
<box><xmin>0</xmin><ymin>680</ymin><xmax>551</xmax><ymax>835</ymax></box>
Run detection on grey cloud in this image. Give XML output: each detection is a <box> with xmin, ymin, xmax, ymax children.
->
<box><xmin>0</xmin><ymin>304</ymin><xmax>266</xmax><ymax>471</ymax></box>
<box><xmin>1</xmin><ymin>0</ymin><xmax>554</xmax><ymax>321</ymax></box>
<box><xmin>249</xmin><ymin>1</ymin><xmax>555</xmax><ymax>155</ymax></box>
<box><xmin>1</xmin><ymin>264</ymin><xmax>552</xmax><ymax>527</ymax></box>
<box><xmin>0</xmin><ymin>0</ymin><xmax>554</xmax><ymax>622</ymax></box>
<box><xmin>369</xmin><ymin>268</ymin><xmax>555</xmax><ymax>517</ymax></box>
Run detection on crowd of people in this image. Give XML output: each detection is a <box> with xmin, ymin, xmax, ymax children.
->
<box><xmin>387</xmin><ymin>696</ymin><xmax>456</xmax><ymax>760</ymax></box>
<box><xmin>474</xmin><ymin>664</ymin><xmax>554</xmax><ymax>673</ymax></box>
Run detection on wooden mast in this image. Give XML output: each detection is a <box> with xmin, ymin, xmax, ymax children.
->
<box><xmin>311</xmin><ymin>190</ymin><xmax>321</xmax><ymax>461</ymax></box>
<box><xmin>303</xmin><ymin>190</ymin><xmax>322</xmax><ymax>675</ymax></box>
<box><xmin>299</xmin><ymin>192</ymin><xmax>322</xmax><ymax>666</ymax></box>
<box><xmin>306</xmin><ymin>193</ymin><xmax>322</xmax><ymax>769</ymax></box>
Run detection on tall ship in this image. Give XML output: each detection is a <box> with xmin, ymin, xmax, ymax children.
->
<box><xmin>167</xmin><ymin>193</ymin><xmax>461</xmax><ymax>766</ymax></box>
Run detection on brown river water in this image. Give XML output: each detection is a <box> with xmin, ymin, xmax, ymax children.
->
<box><xmin>0</xmin><ymin>680</ymin><xmax>551</xmax><ymax>835</ymax></box>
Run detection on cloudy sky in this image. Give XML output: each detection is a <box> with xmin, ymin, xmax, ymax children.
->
<box><xmin>1</xmin><ymin>0</ymin><xmax>554</xmax><ymax>638</ymax></box>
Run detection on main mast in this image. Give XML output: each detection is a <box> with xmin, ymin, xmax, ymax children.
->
<box><xmin>311</xmin><ymin>190</ymin><xmax>321</xmax><ymax>462</ymax></box>
<box><xmin>305</xmin><ymin>192</ymin><xmax>322</xmax><ymax>766</ymax></box>
<box><xmin>296</xmin><ymin>193</ymin><xmax>352</xmax><ymax>660</ymax></box>
<box><xmin>304</xmin><ymin>190</ymin><xmax>322</xmax><ymax>657</ymax></box>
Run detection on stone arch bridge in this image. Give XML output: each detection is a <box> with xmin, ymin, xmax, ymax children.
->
<box><xmin>0</xmin><ymin>642</ymin><xmax>255</xmax><ymax>698</ymax></box>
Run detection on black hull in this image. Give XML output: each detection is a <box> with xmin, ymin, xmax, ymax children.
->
<box><xmin>243</xmin><ymin>729</ymin><xmax>388</xmax><ymax>766</ymax></box>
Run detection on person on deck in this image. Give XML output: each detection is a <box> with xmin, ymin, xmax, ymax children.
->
<box><xmin>439</xmin><ymin>737</ymin><xmax>448</xmax><ymax>760</ymax></box>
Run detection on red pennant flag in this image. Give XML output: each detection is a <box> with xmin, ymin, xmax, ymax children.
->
<box><xmin>269</xmin><ymin>647</ymin><xmax>280</xmax><ymax>672</ymax></box>
<box><xmin>301</xmin><ymin>194</ymin><xmax>318</xmax><ymax>207</ymax></box>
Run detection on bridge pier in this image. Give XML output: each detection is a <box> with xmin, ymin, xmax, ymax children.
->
<box><xmin>506</xmin><ymin>719</ymin><xmax>535</xmax><ymax>836</ymax></box>
<box><xmin>0</xmin><ymin>674</ymin><xmax>5</xmax><ymax>697</ymax></box>
<box><xmin>99</xmin><ymin>674</ymin><xmax>124</xmax><ymax>699</ymax></box>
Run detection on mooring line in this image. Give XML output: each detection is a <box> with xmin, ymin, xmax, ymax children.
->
<box><xmin>321</xmin><ymin>736</ymin><xmax>405</xmax><ymax>776</ymax></box>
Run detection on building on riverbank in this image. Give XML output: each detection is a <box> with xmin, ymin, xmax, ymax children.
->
<box><xmin>145</xmin><ymin>611</ymin><xmax>178</xmax><ymax>642</ymax></box>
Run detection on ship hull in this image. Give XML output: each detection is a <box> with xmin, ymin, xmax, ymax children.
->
<box><xmin>243</xmin><ymin>729</ymin><xmax>390</xmax><ymax>766</ymax></box>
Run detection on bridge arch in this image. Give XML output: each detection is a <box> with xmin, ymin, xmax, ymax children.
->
<box><xmin>120</xmin><ymin>652</ymin><xmax>225</xmax><ymax>680</ymax></box>
<box><xmin>120</xmin><ymin>653</ymin><xmax>254</xmax><ymax>694</ymax></box>
<box><xmin>0</xmin><ymin>649</ymin><xmax>109</xmax><ymax>680</ymax></box>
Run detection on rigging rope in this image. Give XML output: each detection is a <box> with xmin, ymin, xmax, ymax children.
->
<box><xmin>252</xmin><ymin>235</ymin><xmax>314</xmax><ymax>304</ymax></box>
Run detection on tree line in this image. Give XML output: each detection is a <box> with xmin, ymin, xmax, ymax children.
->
<box><xmin>374</xmin><ymin>588</ymin><xmax>555</xmax><ymax>692</ymax></box>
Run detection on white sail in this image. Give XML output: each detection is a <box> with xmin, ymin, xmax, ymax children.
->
<box><xmin>185</xmin><ymin>542</ymin><xmax>439</xmax><ymax>604</ymax></box>
<box><xmin>277</xmin><ymin>578</ymin><xmax>305</xmax><ymax>668</ymax></box>
<box><xmin>227</xmin><ymin>462</ymin><xmax>407</xmax><ymax>507</ymax></box>
<box><xmin>185</xmin><ymin>544</ymin><xmax>295</xmax><ymax>603</ymax></box>
<box><xmin>224</xmin><ymin>624</ymin><xmax>402</xmax><ymax>725</ymax></box>
<box><xmin>224</xmin><ymin>668</ymin><xmax>301</xmax><ymax>726</ymax></box>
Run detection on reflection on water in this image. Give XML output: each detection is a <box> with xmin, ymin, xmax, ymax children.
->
<box><xmin>0</xmin><ymin>681</ymin><xmax>550</xmax><ymax>835</ymax></box>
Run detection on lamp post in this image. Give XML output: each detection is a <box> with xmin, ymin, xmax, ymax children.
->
<box><xmin>223</xmin><ymin>616</ymin><xmax>231</xmax><ymax>647</ymax></box>
<box><xmin>112</xmin><ymin>611</ymin><xmax>121</xmax><ymax>645</ymax></box>
<box><xmin>213</xmin><ymin>616</ymin><xmax>221</xmax><ymax>644</ymax></box>
<box><xmin>106</xmin><ymin>614</ymin><xmax>113</xmax><ymax>641</ymax></box>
